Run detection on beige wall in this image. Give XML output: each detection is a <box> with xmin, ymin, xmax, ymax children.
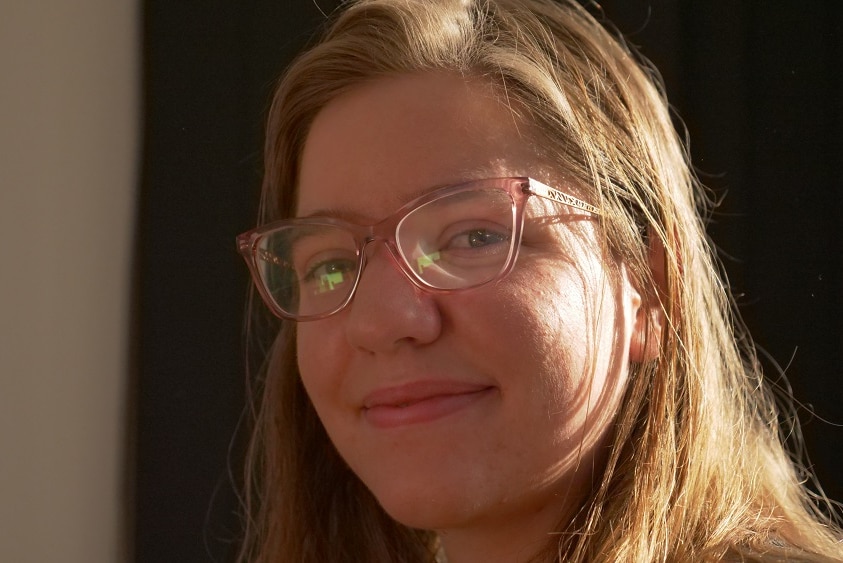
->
<box><xmin>0</xmin><ymin>1</ymin><xmax>138</xmax><ymax>561</ymax></box>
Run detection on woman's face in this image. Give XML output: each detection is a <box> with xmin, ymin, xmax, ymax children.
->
<box><xmin>295</xmin><ymin>72</ymin><xmax>647</xmax><ymax>556</ymax></box>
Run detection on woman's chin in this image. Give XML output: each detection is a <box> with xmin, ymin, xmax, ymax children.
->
<box><xmin>372</xmin><ymin>486</ymin><xmax>468</xmax><ymax>531</ymax></box>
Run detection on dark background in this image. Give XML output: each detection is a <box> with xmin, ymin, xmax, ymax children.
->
<box><xmin>136</xmin><ymin>1</ymin><xmax>842</xmax><ymax>561</ymax></box>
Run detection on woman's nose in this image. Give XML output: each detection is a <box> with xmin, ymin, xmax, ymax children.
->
<box><xmin>344</xmin><ymin>243</ymin><xmax>442</xmax><ymax>353</ymax></box>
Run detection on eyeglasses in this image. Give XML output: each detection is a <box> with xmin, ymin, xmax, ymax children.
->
<box><xmin>237</xmin><ymin>177</ymin><xmax>599</xmax><ymax>321</ymax></box>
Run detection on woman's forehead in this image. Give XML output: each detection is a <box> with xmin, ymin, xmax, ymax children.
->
<box><xmin>295</xmin><ymin>72</ymin><xmax>550</xmax><ymax>218</ymax></box>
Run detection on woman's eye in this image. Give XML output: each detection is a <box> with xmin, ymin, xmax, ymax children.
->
<box><xmin>302</xmin><ymin>258</ymin><xmax>357</xmax><ymax>294</ymax></box>
<box><xmin>447</xmin><ymin>228</ymin><xmax>510</xmax><ymax>250</ymax></box>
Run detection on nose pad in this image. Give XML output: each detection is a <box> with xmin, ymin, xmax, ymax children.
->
<box><xmin>345</xmin><ymin>238</ymin><xmax>441</xmax><ymax>351</ymax></box>
<box><xmin>358</xmin><ymin>237</ymin><xmax>414</xmax><ymax>288</ymax></box>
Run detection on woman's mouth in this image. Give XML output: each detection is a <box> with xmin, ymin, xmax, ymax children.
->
<box><xmin>361</xmin><ymin>381</ymin><xmax>495</xmax><ymax>428</ymax></box>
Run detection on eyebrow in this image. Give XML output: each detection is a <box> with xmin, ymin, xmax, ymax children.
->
<box><xmin>293</xmin><ymin>181</ymin><xmax>464</xmax><ymax>222</ymax></box>
<box><xmin>295</xmin><ymin>167</ymin><xmax>509</xmax><ymax>222</ymax></box>
<box><xmin>295</xmin><ymin>205</ymin><xmax>374</xmax><ymax>223</ymax></box>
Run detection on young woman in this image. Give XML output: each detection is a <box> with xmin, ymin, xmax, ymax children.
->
<box><xmin>235</xmin><ymin>0</ymin><xmax>843</xmax><ymax>560</ymax></box>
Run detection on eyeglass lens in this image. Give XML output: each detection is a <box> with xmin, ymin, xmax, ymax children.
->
<box><xmin>254</xmin><ymin>187</ymin><xmax>517</xmax><ymax>318</ymax></box>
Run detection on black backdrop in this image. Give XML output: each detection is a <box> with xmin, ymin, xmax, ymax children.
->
<box><xmin>137</xmin><ymin>1</ymin><xmax>842</xmax><ymax>561</ymax></box>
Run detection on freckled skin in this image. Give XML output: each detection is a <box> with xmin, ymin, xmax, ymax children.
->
<box><xmin>295</xmin><ymin>72</ymin><xmax>645</xmax><ymax>562</ymax></box>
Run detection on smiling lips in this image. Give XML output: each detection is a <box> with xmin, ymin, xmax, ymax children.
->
<box><xmin>362</xmin><ymin>381</ymin><xmax>495</xmax><ymax>429</ymax></box>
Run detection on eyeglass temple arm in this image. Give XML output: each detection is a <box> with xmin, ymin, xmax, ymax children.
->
<box><xmin>236</xmin><ymin>232</ymin><xmax>290</xmax><ymax>266</ymax></box>
<box><xmin>526</xmin><ymin>179</ymin><xmax>600</xmax><ymax>215</ymax></box>
<box><xmin>256</xmin><ymin>247</ymin><xmax>288</xmax><ymax>266</ymax></box>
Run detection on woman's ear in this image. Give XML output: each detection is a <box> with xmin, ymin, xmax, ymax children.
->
<box><xmin>628</xmin><ymin>231</ymin><xmax>667</xmax><ymax>363</ymax></box>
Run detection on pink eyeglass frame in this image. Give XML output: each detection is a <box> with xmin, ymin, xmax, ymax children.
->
<box><xmin>236</xmin><ymin>177</ymin><xmax>600</xmax><ymax>321</ymax></box>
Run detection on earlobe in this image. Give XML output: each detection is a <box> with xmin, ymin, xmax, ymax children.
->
<box><xmin>628</xmin><ymin>232</ymin><xmax>667</xmax><ymax>363</ymax></box>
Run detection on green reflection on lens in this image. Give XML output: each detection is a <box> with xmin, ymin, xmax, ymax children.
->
<box><xmin>318</xmin><ymin>271</ymin><xmax>344</xmax><ymax>293</ymax></box>
<box><xmin>416</xmin><ymin>251</ymin><xmax>441</xmax><ymax>274</ymax></box>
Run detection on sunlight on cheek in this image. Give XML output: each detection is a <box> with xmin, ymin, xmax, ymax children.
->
<box><xmin>537</xmin><ymin>252</ymin><xmax>625</xmax><ymax>419</ymax></box>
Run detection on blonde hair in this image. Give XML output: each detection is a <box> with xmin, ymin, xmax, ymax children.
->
<box><xmin>238</xmin><ymin>1</ymin><xmax>842</xmax><ymax>561</ymax></box>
